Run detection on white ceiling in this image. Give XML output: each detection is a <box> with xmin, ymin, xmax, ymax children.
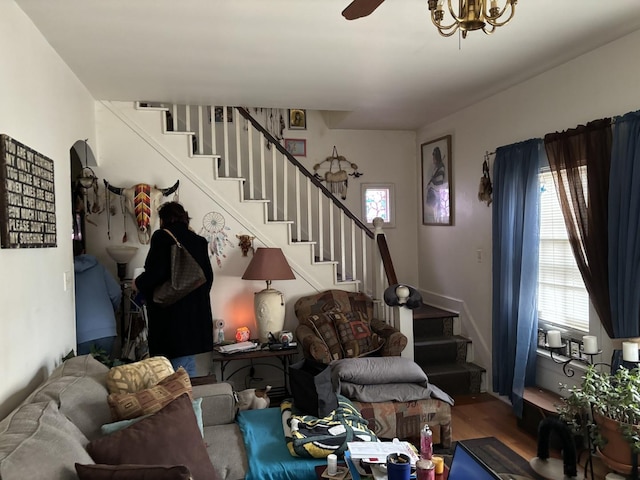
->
<box><xmin>15</xmin><ymin>0</ymin><xmax>640</xmax><ymax>130</ymax></box>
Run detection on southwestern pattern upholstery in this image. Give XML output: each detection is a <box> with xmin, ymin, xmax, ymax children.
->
<box><xmin>352</xmin><ymin>399</ymin><xmax>452</xmax><ymax>447</ymax></box>
<box><xmin>294</xmin><ymin>290</ymin><xmax>407</xmax><ymax>363</ymax></box>
<box><xmin>294</xmin><ymin>290</ymin><xmax>451</xmax><ymax>448</ymax></box>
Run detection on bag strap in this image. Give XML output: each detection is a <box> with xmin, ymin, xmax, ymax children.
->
<box><xmin>161</xmin><ymin>228</ymin><xmax>182</xmax><ymax>247</ymax></box>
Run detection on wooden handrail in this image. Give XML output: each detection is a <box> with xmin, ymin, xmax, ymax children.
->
<box><xmin>377</xmin><ymin>234</ymin><xmax>398</xmax><ymax>286</ymax></box>
<box><xmin>236</xmin><ymin>107</ymin><xmax>374</xmax><ymax>239</ymax></box>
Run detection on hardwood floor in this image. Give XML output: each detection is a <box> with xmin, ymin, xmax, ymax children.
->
<box><xmin>451</xmin><ymin>393</ymin><xmax>611</xmax><ymax>479</ymax></box>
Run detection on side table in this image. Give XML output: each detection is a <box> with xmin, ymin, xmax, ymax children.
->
<box><xmin>211</xmin><ymin>346</ymin><xmax>297</xmax><ymax>394</ymax></box>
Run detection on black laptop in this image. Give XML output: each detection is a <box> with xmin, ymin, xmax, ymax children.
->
<box><xmin>448</xmin><ymin>441</ymin><xmax>502</xmax><ymax>480</ymax></box>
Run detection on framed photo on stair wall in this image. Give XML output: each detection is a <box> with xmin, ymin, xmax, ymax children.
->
<box><xmin>288</xmin><ymin>109</ymin><xmax>306</xmax><ymax>130</ymax></box>
<box><xmin>421</xmin><ymin>135</ymin><xmax>453</xmax><ymax>226</ymax></box>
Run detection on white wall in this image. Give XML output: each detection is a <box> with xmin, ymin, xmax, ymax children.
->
<box><xmin>416</xmin><ymin>30</ymin><xmax>640</xmax><ymax>393</ymax></box>
<box><xmin>0</xmin><ymin>1</ymin><xmax>96</xmax><ymax>419</ymax></box>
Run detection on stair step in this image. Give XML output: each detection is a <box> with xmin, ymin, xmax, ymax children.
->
<box><xmin>412</xmin><ymin>304</ymin><xmax>458</xmax><ymax>320</ymax></box>
<box><xmin>413</xmin><ymin>316</ymin><xmax>454</xmax><ymax>338</ymax></box>
<box><xmin>420</xmin><ymin>362</ymin><xmax>485</xmax><ymax>396</ymax></box>
<box><xmin>414</xmin><ymin>335</ymin><xmax>470</xmax><ymax>364</ymax></box>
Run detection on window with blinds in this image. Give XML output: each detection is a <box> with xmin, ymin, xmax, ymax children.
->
<box><xmin>538</xmin><ymin>169</ymin><xmax>589</xmax><ymax>332</ymax></box>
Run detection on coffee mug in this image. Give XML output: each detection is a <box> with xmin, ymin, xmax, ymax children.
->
<box><xmin>387</xmin><ymin>453</ymin><xmax>411</xmax><ymax>480</ymax></box>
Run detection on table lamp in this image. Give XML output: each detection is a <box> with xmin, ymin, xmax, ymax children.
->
<box><xmin>242</xmin><ymin>248</ymin><xmax>295</xmax><ymax>343</ymax></box>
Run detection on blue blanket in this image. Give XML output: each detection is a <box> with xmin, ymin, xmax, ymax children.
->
<box><xmin>237</xmin><ymin>407</ymin><xmax>326</xmax><ymax>480</ymax></box>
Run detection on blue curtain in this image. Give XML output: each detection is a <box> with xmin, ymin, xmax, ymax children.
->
<box><xmin>609</xmin><ymin>111</ymin><xmax>640</xmax><ymax>368</ymax></box>
<box><xmin>492</xmin><ymin>139</ymin><xmax>542</xmax><ymax>416</ymax></box>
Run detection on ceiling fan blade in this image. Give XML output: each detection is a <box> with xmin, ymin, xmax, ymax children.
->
<box><xmin>342</xmin><ymin>0</ymin><xmax>386</xmax><ymax>20</ymax></box>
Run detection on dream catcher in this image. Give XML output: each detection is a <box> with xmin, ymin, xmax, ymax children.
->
<box><xmin>313</xmin><ymin>146</ymin><xmax>362</xmax><ymax>200</ymax></box>
<box><xmin>76</xmin><ymin>139</ymin><xmax>103</xmax><ymax>219</ymax></box>
<box><xmin>199</xmin><ymin>211</ymin><xmax>234</xmax><ymax>267</ymax></box>
<box><xmin>478</xmin><ymin>151</ymin><xmax>493</xmax><ymax>206</ymax></box>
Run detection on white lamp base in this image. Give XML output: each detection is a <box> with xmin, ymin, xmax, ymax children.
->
<box><xmin>254</xmin><ymin>287</ymin><xmax>286</xmax><ymax>343</ymax></box>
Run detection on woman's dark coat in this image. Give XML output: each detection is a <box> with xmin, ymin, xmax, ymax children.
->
<box><xmin>135</xmin><ymin>223</ymin><xmax>214</xmax><ymax>358</ymax></box>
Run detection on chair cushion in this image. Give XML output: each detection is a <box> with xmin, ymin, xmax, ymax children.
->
<box><xmin>307</xmin><ymin>313</ymin><xmax>343</xmax><ymax>361</ymax></box>
<box><xmin>88</xmin><ymin>394</ymin><xmax>220</xmax><ymax>480</ymax></box>
<box><xmin>330</xmin><ymin>311</ymin><xmax>384</xmax><ymax>358</ymax></box>
<box><xmin>107</xmin><ymin>368</ymin><xmax>192</xmax><ymax>421</ymax></box>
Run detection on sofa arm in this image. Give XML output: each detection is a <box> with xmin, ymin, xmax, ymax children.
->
<box><xmin>370</xmin><ymin>318</ymin><xmax>407</xmax><ymax>357</ymax></box>
<box><xmin>296</xmin><ymin>324</ymin><xmax>332</xmax><ymax>364</ymax></box>
<box><xmin>192</xmin><ymin>382</ymin><xmax>237</xmax><ymax>426</ymax></box>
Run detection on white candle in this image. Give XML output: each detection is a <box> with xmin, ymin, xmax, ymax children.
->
<box><xmin>547</xmin><ymin>330</ymin><xmax>562</xmax><ymax>348</ymax></box>
<box><xmin>623</xmin><ymin>341</ymin><xmax>639</xmax><ymax>362</ymax></box>
<box><xmin>327</xmin><ymin>454</ymin><xmax>337</xmax><ymax>476</ymax></box>
<box><xmin>582</xmin><ymin>335</ymin><xmax>598</xmax><ymax>354</ymax></box>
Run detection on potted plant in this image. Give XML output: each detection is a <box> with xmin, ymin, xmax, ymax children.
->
<box><xmin>557</xmin><ymin>364</ymin><xmax>640</xmax><ymax>474</ymax></box>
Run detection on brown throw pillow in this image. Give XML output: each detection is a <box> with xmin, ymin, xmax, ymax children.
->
<box><xmin>75</xmin><ymin>463</ymin><xmax>192</xmax><ymax>480</ymax></box>
<box><xmin>331</xmin><ymin>311</ymin><xmax>383</xmax><ymax>358</ymax></box>
<box><xmin>307</xmin><ymin>312</ymin><xmax>343</xmax><ymax>361</ymax></box>
<box><xmin>107</xmin><ymin>368</ymin><xmax>192</xmax><ymax>421</ymax></box>
<box><xmin>87</xmin><ymin>394</ymin><xmax>220</xmax><ymax>480</ymax></box>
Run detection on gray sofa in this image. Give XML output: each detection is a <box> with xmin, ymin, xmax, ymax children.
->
<box><xmin>0</xmin><ymin>354</ymin><xmax>248</xmax><ymax>480</ymax></box>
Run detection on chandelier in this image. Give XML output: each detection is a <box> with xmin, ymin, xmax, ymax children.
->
<box><xmin>427</xmin><ymin>0</ymin><xmax>517</xmax><ymax>38</ymax></box>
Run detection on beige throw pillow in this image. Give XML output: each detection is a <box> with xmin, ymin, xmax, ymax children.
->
<box><xmin>106</xmin><ymin>356</ymin><xmax>174</xmax><ymax>394</ymax></box>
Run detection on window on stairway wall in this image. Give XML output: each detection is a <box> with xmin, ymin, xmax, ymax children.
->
<box><xmin>361</xmin><ymin>183</ymin><xmax>395</xmax><ymax>228</ymax></box>
<box><xmin>538</xmin><ymin>168</ymin><xmax>589</xmax><ymax>333</ymax></box>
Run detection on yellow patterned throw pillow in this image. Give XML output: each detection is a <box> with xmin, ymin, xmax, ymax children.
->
<box><xmin>107</xmin><ymin>368</ymin><xmax>193</xmax><ymax>421</ymax></box>
<box><xmin>106</xmin><ymin>356</ymin><xmax>174</xmax><ymax>394</ymax></box>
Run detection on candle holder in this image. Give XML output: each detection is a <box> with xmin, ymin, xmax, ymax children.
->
<box><xmin>548</xmin><ymin>344</ymin><xmax>610</xmax><ymax>377</ymax></box>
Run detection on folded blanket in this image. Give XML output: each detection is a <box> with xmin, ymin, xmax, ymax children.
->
<box><xmin>281</xmin><ymin>395</ymin><xmax>377</xmax><ymax>459</ymax></box>
<box><xmin>331</xmin><ymin>357</ymin><xmax>454</xmax><ymax>405</ymax></box>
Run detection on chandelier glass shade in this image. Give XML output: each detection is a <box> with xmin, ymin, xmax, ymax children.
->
<box><xmin>427</xmin><ymin>0</ymin><xmax>517</xmax><ymax>38</ymax></box>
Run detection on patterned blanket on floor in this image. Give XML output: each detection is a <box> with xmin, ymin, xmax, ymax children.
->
<box><xmin>281</xmin><ymin>395</ymin><xmax>377</xmax><ymax>458</ymax></box>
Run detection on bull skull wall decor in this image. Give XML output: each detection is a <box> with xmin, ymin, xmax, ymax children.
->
<box><xmin>313</xmin><ymin>146</ymin><xmax>362</xmax><ymax>200</ymax></box>
<box><xmin>104</xmin><ymin>180</ymin><xmax>180</xmax><ymax>244</ymax></box>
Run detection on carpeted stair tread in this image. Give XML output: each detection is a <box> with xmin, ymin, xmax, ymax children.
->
<box><xmin>414</xmin><ymin>335</ymin><xmax>470</xmax><ymax>364</ymax></box>
<box><xmin>412</xmin><ymin>303</ymin><xmax>458</xmax><ymax>320</ymax></box>
<box><xmin>420</xmin><ymin>362</ymin><xmax>485</xmax><ymax>395</ymax></box>
<box><xmin>413</xmin><ymin>334</ymin><xmax>470</xmax><ymax>346</ymax></box>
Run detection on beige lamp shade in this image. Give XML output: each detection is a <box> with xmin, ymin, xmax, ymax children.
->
<box><xmin>242</xmin><ymin>248</ymin><xmax>295</xmax><ymax>342</ymax></box>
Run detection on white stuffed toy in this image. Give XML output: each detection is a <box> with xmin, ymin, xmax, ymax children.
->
<box><xmin>236</xmin><ymin>385</ymin><xmax>272</xmax><ymax>411</ymax></box>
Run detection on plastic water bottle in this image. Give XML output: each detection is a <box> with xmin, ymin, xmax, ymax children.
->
<box><xmin>420</xmin><ymin>424</ymin><xmax>433</xmax><ymax>460</ymax></box>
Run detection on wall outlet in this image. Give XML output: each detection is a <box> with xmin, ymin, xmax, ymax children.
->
<box><xmin>63</xmin><ymin>271</ymin><xmax>71</xmax><ymax>291</ymax></box>
<box><xmin>476</xmin><ymin>249</ymin><xmax>483</xmax><ymax>263</ymax></box>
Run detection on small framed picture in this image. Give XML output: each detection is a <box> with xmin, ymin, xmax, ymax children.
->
<box><xmin>211</xmin><ymin>106</ymin><xmax>233</xmax><ymax>123</ymax></box>
<box><xmin>284</xmin><ymin>138</ymin><xmax>306</xmax><ymax>157</ymax></box>
<box><xmin>288</xmin><ymin>109</ymin><xmax>306</xmax><ymax>130</ymax></box>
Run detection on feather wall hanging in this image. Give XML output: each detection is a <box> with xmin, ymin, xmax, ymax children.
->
<box><xmin>313</xmin><ymin>146</ymin><xmax>362</xmax><ymax>200</ymax></box>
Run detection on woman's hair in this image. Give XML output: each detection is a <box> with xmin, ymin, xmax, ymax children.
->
<box><xmin>158</xmin><ymin>201</ymin><xmax>190</xmax><ymax>226</ymax></box>
<box><xmin>432</xmin><ymin>146</ymin><xmax>443</xmax><ymax>164</ymax></box>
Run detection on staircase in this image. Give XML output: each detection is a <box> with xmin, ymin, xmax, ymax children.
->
<box><xmin>104</xmin><ymin>100</ymin><xmax>486</xmax><ymax>395</ymax></box>
<box><xmin>412</xmin><ymin>304</ymin><xmax>486</xmax><ymax>396</ymax></box>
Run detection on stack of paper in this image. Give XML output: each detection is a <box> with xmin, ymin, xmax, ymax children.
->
<box><xmin>346</xmin><ymin>440</ymin><xmax>419</xmax><ymax>466</ymax></box>
<box><xmin>216</xmin><ymin>341</ymin><xmax>258</xmax><ymax>354</ymax></box>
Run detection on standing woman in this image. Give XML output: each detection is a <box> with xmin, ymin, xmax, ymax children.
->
<box><xmin>134</xmin><ymin>202</ymin><xmax>214</xmax><ymax>376</ymax></box>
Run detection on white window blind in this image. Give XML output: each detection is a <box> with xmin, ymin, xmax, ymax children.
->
<box><xmin>538</xmin><ymin>169</ymin><xmax>589</xmax><ymax>332</ymax></box>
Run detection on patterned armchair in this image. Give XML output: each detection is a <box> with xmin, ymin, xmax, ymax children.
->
<box><xmin>294</xmin><ymin>290</ymin><xmax>451</xmax><ymax>447</ymax></box>
<box><xmin>294</xmin><ymin>289</ymin><xmax>407</xmax><ymax>364</ymax></box>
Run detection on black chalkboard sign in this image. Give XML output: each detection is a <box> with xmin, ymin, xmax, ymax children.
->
<box><xmin>0</xmin><ymin>135</ymin><xmax>57</xmax><ymax>248</ymax></box>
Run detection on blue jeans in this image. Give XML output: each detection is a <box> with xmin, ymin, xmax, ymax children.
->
<box><xmin>170</xmin><ymin>355</ymin><xmax>196</xmax><ymax>377</ymax></box>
